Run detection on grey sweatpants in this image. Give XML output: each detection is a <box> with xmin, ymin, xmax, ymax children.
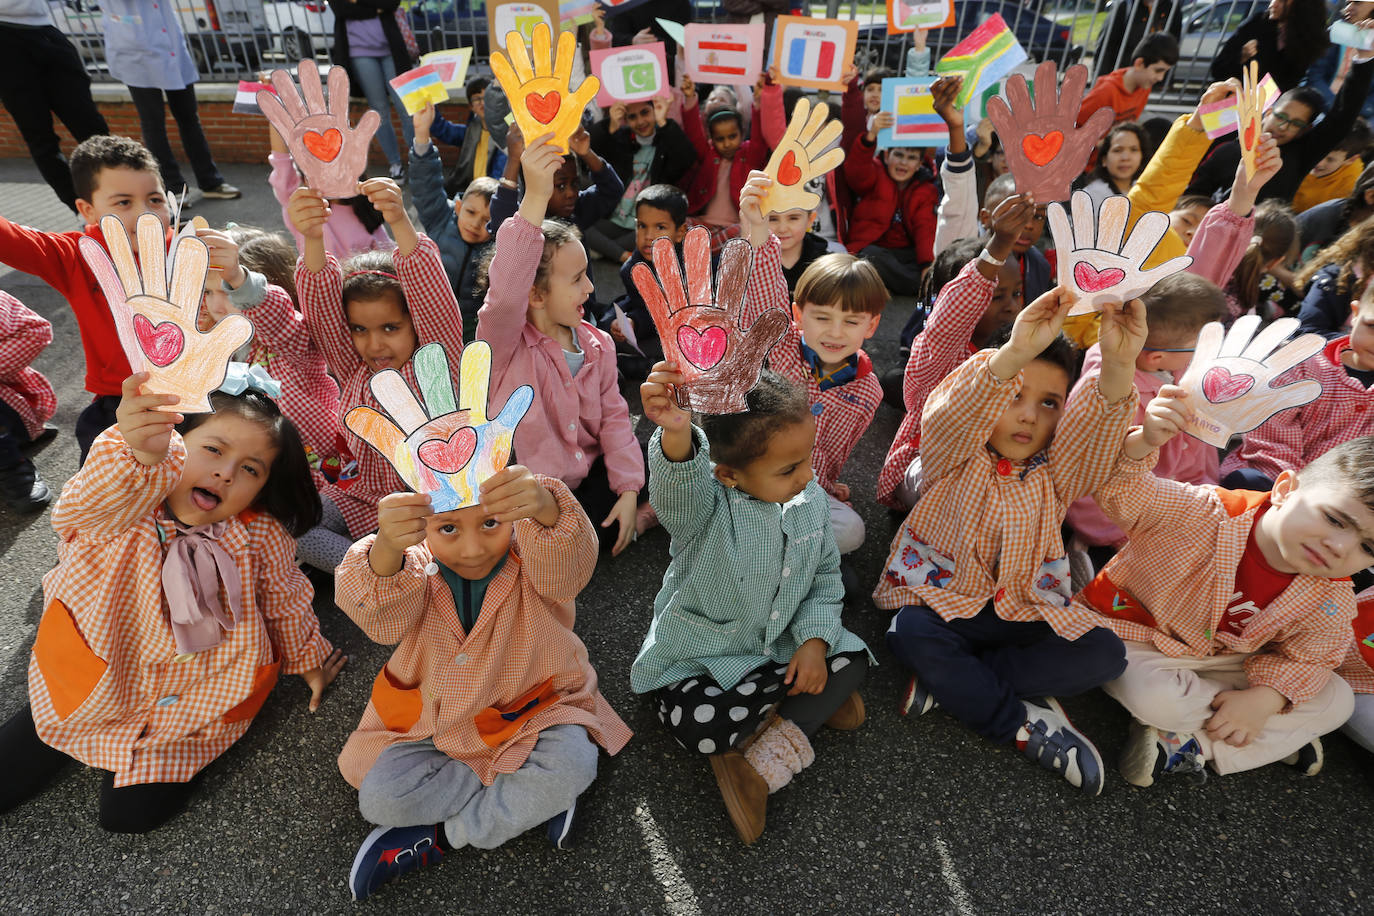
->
<box><xmin>1344</xmin><ymin>692</ymin><xmax>1374</xmax><ymax>754</ymax></box>
<box><xmin>357</xmin><ymin>724</ymin><xmax>598</xmax><ymax>850</ymax></box>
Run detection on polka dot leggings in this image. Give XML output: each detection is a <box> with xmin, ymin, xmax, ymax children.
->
<box><xmin>655</xmin><ymin>651</ymin><xmax>869</xmax><ymax>755</ymax></box>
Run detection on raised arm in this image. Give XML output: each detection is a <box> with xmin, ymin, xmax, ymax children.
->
<box><xmin>53</xmin><ymin>426</ymin><xmax>185</xmax><ymax>542</ymax></box>
<box><xmin>919</xmin><ymin>349</ymin><xmax>1017</xmax><ymax>484</ymax></box>
<box><xmin>297</xmin><ymin>250</ymin><xmax>363</xmax><ymax>380</ymax></box>
<box><xmin>335</xmin><ymin>534</ymin><xmax>431</xmax><ymax>645</ymax></box>
<box><xmin>513</xmin><ymin>476</ymin><xmax>598</xmax><ymax>609</ymax></box>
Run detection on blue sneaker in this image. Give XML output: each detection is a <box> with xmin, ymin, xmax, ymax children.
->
<box><xmin>1016</xmin><ymin>698</ymin><xmax>1106</xmax><ymax>796</ymax></box>
<box><xmin>348</xmin><ymin>824</ymin><xmax>444</xmax><ymax>901</ymax></box>
<box><xmin>900</xmin><ymin>673</ymin><xmax>937</xmax><ymax>717</ymax></box>
<box><xmin>547</xmin><ymin>796</ymin><xmax>577</xmax><ymax>849</ymax></box>
<box><xmin>1120</xmin><ymin>720</ymin><xmax>1207</xmax><ymax>787</ymax></box>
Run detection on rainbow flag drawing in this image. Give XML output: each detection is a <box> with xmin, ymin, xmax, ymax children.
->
<box><xmin>1197</xmin><ymin>73</ymin><xmax>1279</xmax><ymax>139</ymax></box>
<box><xmin>935</xmin><ymin>13</ymin><xmax>1027</xmax><ymax>109</ymax></box>
<box><xmin>389</xmin><ymin>65</ymin><xmax>449</xmax><ymax>116</ymax></box>
<box><xmin>877</xmin><ymin>77</ymin><xmax>949</xmax><ymax>148</ymax></box>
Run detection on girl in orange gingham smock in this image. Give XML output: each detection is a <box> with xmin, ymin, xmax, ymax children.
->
<box><xmin>334</xmin><ymin>470</ymin><xmax>630</xmax><ymax>901</ymax></box>
<box><xmin>0</xmin><ymin>377</ymin><xmax>343</xmax><ymax>834</ymax></box>
<box><xmin>875</xmin><ymin>290</ymin><xmax>1145</xmax><ymax>796</ymax></box>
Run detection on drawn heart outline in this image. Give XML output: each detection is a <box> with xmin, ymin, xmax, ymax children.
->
<box><xmin>1202</xmin><ymin>366</ymin><xmax>1255</xmax><ymax>403</ymax></box>
<box><xmin>676</xmin><ymin>325</ymin><xmax>728</xmax><ymax>370</ymax></box>
<box><xmin>302</xmin><ymin>128</ymin><xmax>343</xmax><ymax>162</ymax></box>
<box><xmin>132</xmin><ymin>314</ymin><xmax>185</xmax><ymax>367</ymax></box>
<box><xmin>777</xmin><ymin>150</ymin><xmax>803</xmax><ymax>185</ymax></box>
<box><xmin>526</xmin><ymin>90</ymin><xmax>561</xmax><ymax>124</ymax></box>
<box><xmin>1073</xmin><ymin>262</ymin><xmax>1126</xmax><ymax>293</ymax></box>
<box><xmin>416</xmin><ymin>427</ymin><xmax>479</xmax><ymax>474</ymax></box>
<box><xmin>1021</xmin><ymin>130</ymin><xmax>1064</xmax><ymax>166</ymax></box>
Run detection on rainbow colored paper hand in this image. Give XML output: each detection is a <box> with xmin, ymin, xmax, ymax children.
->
<box><xmin>258</xmin><ymin>60</ymin><xmax>381</xmax><ymax>198</ymax></box>
<box><xmin>344</xmin><ymin>341</ymin><xmax>534</xmax><ymax>512</ymax></box>
<box><xmin>79</xmin><ymin>214</ymin><xmax>252</xmax><ymax>413</ymax></box>
<box><xmin>632</xmin><ymin>227</ymin><xmax>789</xmax><ymax>415</ymax></box>
<box><xmin>1176</xmin><ymin>316</ymin><xmax>1324</xmax><ymax>447</ymax></box>
<box><xmin>986</xmin><ymin>61</ymin><xmax>1112</xmax><ymax>202</ymax></box>
<box><xmin>489</xmin><ymin>23</ymin><xmax>600</xmax><ymax>154</ymax></box>
<box><xmin>760</xmin><ymin>97</ymin><xmax>845</xmax><ymax>215</ymax></box>
<box><xmin>1047</xmin><ymin>191</ymin><xmax>1193</xmax><ymax>314</ymax></box>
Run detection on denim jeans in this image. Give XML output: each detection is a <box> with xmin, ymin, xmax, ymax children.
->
<box><xmin>350</xmin><ymin>54</ymin><xmax>414</xmax><ymax>168</ymax></box>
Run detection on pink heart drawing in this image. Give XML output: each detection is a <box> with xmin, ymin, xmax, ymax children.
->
<box><xmin>132</xmin><ymin>314</ymin><xmax>185</xmax><ymax>367</ymax></box>
<box><xmin>676</xmin><ymin>325</ymin><xmax>728</xmax><ymax>370</ymax></box>
<box><xmin>1073</xmin><ymin>262</ymin><xmax>1126</xmax><ymax>293</ymax></box>
<box><xmin>1202</xmin><ymin>366</ymin><xmax>1255</xmax><ymax>403</ymax></box>
<box><xmin>416</xmin><ymin>427</ymin><xmax>478</xmax><ymax>474</ymax></box>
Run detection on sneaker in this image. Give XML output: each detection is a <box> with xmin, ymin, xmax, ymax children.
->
<box><xmin>0</xmin><ymin>459</ymin><xmax>51</xmax><ymax>513</ymax></box>
<box><xmin>388</xmin><ymin>162</ymin><xmax>407</xmax><ymax>183</ymax></box>
<box><xmin>21</xmin><ymin>424</ymin><xmax>58</xmax><ymax>455</ymax></box>
<box><xmin>347</xmin><ymin>824</ymin><xmax>445</xmax><ymax>901</ymax></box>
<box><xmin>1017</xmin><ymin>698</ymin><xmax>1106</xmax><ymax>796</ymax></box>
<box><xmin>900</xmin><ymin>674</ymin><xmax>938</xmax><ymax>717</ymax></box>
<box><xmin>200</xmin><ymin>183</ymin><xmax>241</xmax><ymax>200</ymax></box>
<box><xmin>824</xmin><ymin>691</ymin><xmax>865</xmax><ymax>730</ymax></box>
<box><xmin>546</xmin><ymin>796</ymin><xmax>578</xmax><ymax>849</ymax></box>
<box><xmin>1119</xmin><ymin>720</ymin><xmax>1207</xmax><ymax>788</ymax></box>
<box><xmin>1282</xmin><ymin>738</ymin><xmax>1324</xmax><ymax>777</ymax></box>
<box><xmin>708</xmin><ymin>750</ymin><xmax>768</xmax><ymax>844</ymax></box>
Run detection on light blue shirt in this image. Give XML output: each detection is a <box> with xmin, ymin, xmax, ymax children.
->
<box><xmin>102</xmin><ymin>0</ymin><xmax>198</xmax><ymax>90</ymax></box>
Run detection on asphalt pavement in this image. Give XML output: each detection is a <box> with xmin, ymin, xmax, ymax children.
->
<box><xmin>0</xmin><ymin>157</ymin><xmax>1371</xmax><ymax>915</ymax></box>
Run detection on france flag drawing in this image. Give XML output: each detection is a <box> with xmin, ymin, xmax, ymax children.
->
<box><xmin>770</xmin><ymin>15</ymin><xmax>856</xmax><ymax>91</ymax></box>
<box><xmin>786</xmin><ymin>36</ymin><xmax>837</xmax><ymax>81</ymax></box>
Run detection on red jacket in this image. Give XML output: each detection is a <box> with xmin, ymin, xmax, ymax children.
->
<box><xmin>682</xmin><ymin>90</ymin><xmax>772</xmax><ymax>216</ymax></box>
<box><xmin>842</xmin><ymin>133</ymin><xmax>938</xmax><ymax>262</ymax></box>
<box><xmin>0</xmin><ymin>217</ymin><xmax>143</xmax><ymax>398</ymax></box>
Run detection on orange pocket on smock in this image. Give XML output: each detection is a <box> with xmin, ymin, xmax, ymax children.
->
<box><xmin>371</xmin><ymin>664</ymin><xmax>423</xmax><ymax>733</ymax></box>
<box><xmin>32</xmin><ymin>599</ymin><xmax>107</xmax><ymax>720</ymax></box>
<box><xmin>222</xmin><ymin>660</ymin><xmax>282</xmax><ymax>724</ymax></box>
<box><xmin>473</xmin><ymin>678</ymin><xmax>559</xmax><ymax>749</ymax></box>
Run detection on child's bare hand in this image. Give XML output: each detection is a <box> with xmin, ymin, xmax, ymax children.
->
<box><xmin>521</xmin><ymin>134</ymin><xmax>564</xmax><ymax>202</ymax></box>
<box><xmin>866</xmin><ymin>110</ymin><xmax>894</xmax><ymax>141</ymax></box>
<box><xmin>1141</xmin><ymin>385</ymin><xmax>1193</xmax><ymax>447</ymax></box>
<box><xmin>506</xmin><ymin>122</ymin><xmax>526</xmax><ymax>161</ymax></box>
<box><xmin>832</xmin><ymin>481</ymin><xmax>850</xmax><ymax>501</ymax></box>
<box><xmin>568</xmin><ymin>124</ymin><xmax>591</xmax><ymax>157</ymax></box>
<box><xmin>785</xmin><ymin>638</ymin><xmax>829</xmax><ymax>695</ymax></box>
<box><xmin>1097</xmin><ymin>297</ymin><xmax>1148</xmax><ymax>366</ymax></box>
<box><xmin>286</xmin><ymin>187</ymin><xmax>331</xmax><ymax>241</ymax></box>
<box><xmin>360</xmin><ymin>177</ymin><xmax>409</xmax><ymax>226</ymax></box>
<box><xmin>681</xmin><ymin>75</ymin><xmax>697</xmax><ymax>104</ymax></box>
<box><xmin>196</xmin><ymin>227</ymin><xmax>246</xmax><ymax>288</ymax></box>
<box><xmin>375</xmin><ymin>492</ymin><xmax>431</xmax><ymax>554</ymax></box>
<box><xmin>117</xmin><ymin>372</ymin><xmax>181</xmax><ymax>466</ymax></box>
<box><xmin>641</xmin><ymin>360</ymin><xmax>691</xmax><ymax>432</ymax></box>
<box><xmin>738</xmin><ymin>170</ymin><xmax>773</xmax><ymax>247</ymax></box>
<box><xmin>609</xmin><ymin>102</ymin><xmax>627</xmax><ymax>133</ymax></box>
<box><xmin>300</xmin><ymin>648</ymin><xmax>348</xmax><ymax>712</ymax></box>
<box><xmin>1206</xmin><ymin>685</ymin><xmax>1285</xmax><ymax>747</ymax></box>
<box><xmin>602</xmin><ymin>490</ymin><xmax>638</xmax><ymax>556</ymax></box>
<box><xmin>652</xmin><ymin>93</ymin><xmax>670</xmax><ymax>126</ymax></box>
<box><xmin>988</xmin><ymin>192</ymin><xmax>1036</xmax><ymax>247</ymax></box>
<box><xmin>608</xmin><ymin>320</ymin><xmax>628</xmax><ymax>344</ymax></box>
<box><xmin>412</xmin><ymin>100</ymin><xmax>436</xmax><ymax>139</ymax></box>
<box><xmin>1007</xmin><ymin>285</ymin><xmax>1074</xmax><ymax>357</ymax></box>
<box><xmin>842</xmin><ymin>63</ymin><xmax>860</xmax><ymax>86</ymax></box>
<box><xmin>480</xmin><ymin>464</ymin><xmax>559</xmax><ymax>526</ymax></box>
<box><xmin>931</xmin><ymin>75</ymin><xmax>964</xmax><ymax>125</ymax></box>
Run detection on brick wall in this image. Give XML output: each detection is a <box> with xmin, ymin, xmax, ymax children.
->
<box><xmin>0</xmin><ymin>89</ymin><xmax>470</xmax><ymax>170</ymax></box>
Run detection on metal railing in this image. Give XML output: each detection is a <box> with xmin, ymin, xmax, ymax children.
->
<box><xmin>48</xmin><ymin>0</ymin><xmax>1277</xmax><ymax>108</ymax></box>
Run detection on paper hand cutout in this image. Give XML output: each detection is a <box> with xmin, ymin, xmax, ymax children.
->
<box><xmin>1047</xmin><ymin>191</ymin><xmax>1193</xmax><ymax>314</ymax></box>
<box><xmin>631</xmin><ymin>227</ymin><xmax>789</xmax><ymax>414</ymax></box>
<box><xmin>344</xmin><ymin>341</ymin><xmax>534</xmax><ymax>512</ymax></box>
<box><xmin>1237</xmin><ymin>60</ymin><xmax>1267</xmax><ymax>180</ymax></box>
<box><xmin>986</xmin><ymin>61</ymin><xmax>1112</xmax><ymax>202</ymax></box>
<box><xmin>1176</xmin><ymin>316</ymin><xmax>1324</xmax><ymax>447</ymax></box>
<box><xmin>760</xmin><ymin>97</ymin><xmax>844</xmax><ymax>215</ymax></box>
<box><xmin>258</xmin><ymin>60</ymin><xmax>381</xmax><ymax>199</ymax></box>
<box><xmin>490</xmin><ymin>22</ymin><xmax>600</xmax><ymax>154</ymax></box>
<box><xmin>80</xmin><ymin>214</ymin><xmax>252</xmax><ymax>413</ymax></box>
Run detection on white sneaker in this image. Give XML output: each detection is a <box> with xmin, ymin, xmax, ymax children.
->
<box><xmin>1119</xmin><ymin>719</ymin><xmax>1207</xmax><ymax>787</ymax></box>
<box><xmin>1017</xmin><ymin>698</ymin><xmax>1106</xmax><ymax>796</ymax></box>
<box><xmin>1282</xmin><ymin>737</ymin><xmax>1324</xmax><ymax>777</ymax></box>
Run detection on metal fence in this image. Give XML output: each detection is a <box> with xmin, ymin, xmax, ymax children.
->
<box><xmin>49</xmin><ymin>0</ymin><xmax>1274</xmax><ymax>105</ymax></box>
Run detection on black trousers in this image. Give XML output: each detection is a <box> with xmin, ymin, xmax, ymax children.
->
<box><xmin>0</xmin><ymin>705</ymin><xmax>198</xmax><ymax>833</ymax></box>
<box><xmin>127</xmin><ymin>84</ymin><xmax>224</xmax><ymax>193</ymax></box>
<box><xmin>75</xmin><ymin>395</ymin><xmax>119</xmax><ymax>466</ymax></box>
<box><xmin>0</xmin><ymin>24</ymin><xmax>109</xmax><ymax>212</ymax></box>
<box><xmin>0</xmin><ymin>398</ymin><xmax>31</xmax><ymax>469</ymax></box>
<box><xmin>571</xmin><ymin>448</ymin><xmax>647</xmax><ymax>552</ymax></box>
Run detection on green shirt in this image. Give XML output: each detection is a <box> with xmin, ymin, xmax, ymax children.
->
<box><xmin>438</xmin><ymin>556</ymin><xmax>508</xmax><ymax>632</ymax></box>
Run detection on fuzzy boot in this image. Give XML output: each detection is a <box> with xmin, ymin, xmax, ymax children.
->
<box><xmin>744</xmin><ymin>718</ymin><xmax>815</xmax><ymax>793</ymax></box>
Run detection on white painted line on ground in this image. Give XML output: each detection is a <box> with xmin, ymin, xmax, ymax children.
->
<box><xmin>932</xmin><ymin>833</ymin><xmax>975</xmax><ymax>916</ymax></box>
<box><xmin>633</xmin><ymin>800</ymin><xmax>702</xmax><ymax>916</ymax></box>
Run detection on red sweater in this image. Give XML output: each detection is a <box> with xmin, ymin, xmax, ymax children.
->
<box><xmin>681</xmin><ymin>90</ymin><xmax>772</xmax><ymax>216</ymax></box>
<box><xmin>842</xmin><ymin>133</ymin><xmax>938</xmax><ymax>261</ymax></box>
<box><xmin>0</xmin><ymin>217</ymin><xmax>143</xmax><ymax>397</ymax></box>
<box><xmin>1076</xmin><ymin>68</ymin><xmax>1148</xmax><ymax>126</ymax></box>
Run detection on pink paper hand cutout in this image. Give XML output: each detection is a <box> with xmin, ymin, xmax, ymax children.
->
<box><xmin>258</xmin><ymin>60</ymin><xmax>381</xmax><ymax>199</ymax></box>
<box><xmin>631</xmin><ymin>227</ymin><xmax>790</xmax><ymax>414</ymax></box>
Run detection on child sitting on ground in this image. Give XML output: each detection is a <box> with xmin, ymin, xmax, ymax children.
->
<box><xmin>1081</xmin><ymin>402</ymin><xmax>1365</xmax><ymax>785</ymax></box>
<box><xmin>0</xmin><ymin>291</ymin><xmax>56</xmax><ymax>512</ymax></box>
<box><xmin>876</xmin><ymin>194</ymin><xmax>1038</xmax><ymax>510</ymax></box>
<box><xmin>978</xmin><ymin>175</ymin><xmax>1052</xmax><ymax>302</ymax></box>
<box><xmin>739</xmin><ymin>173</ymin><xmax>886</xmax><ymax>557</ymax></box>
<box><xmin>681</xmin><ymin>75</ymin><xmax>771</xmax><ymax>253</ymax></box>
<box><xmin>843</xmin><ymin>111</ymin><xmax>937</xmax><ymax>293</ymax></box>
<box><xmin>875</xmin><ymin>288</ymin><xmax>1148</xmax><ymax>796</ymax></box>
<box><xmin>1291</xmin><ymin>119</ymin><xmax>1372</xmax><ymax>214</ymax></box>
<box><xmin>485</xmin><ymin>124</ymin><xmax>624</xmax><ymax>239</ymax></box>
<box><xmin>769</xmin><ymin>204</ymin><xmax>833</xmax><ymax>295</ymax></box>
<box><xmin>337</xmin><ymin>467</ymin><xmax>630</xmax><ymax>901</ymax></box>
<box><xmin>633</xmin><ymin>366</ymin><xmax>871</xmax><ymax>844</ymax></box>
<box><xmin>477</xmin><ymin>137</ymin><xmax>646</xmax><ymax>556</ymax></box>
<box><xmin>1221</xmin><ymin>283</ymin><xmax>1374</xmax><ymax>491</ymax></box>
<box><xmin>605</xmin><ymin>183</ymin><xmax>690</xmax><ymax>381</ymax></box>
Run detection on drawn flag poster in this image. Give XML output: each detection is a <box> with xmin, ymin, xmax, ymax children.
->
<box><xmin>419</xmin><ymin>48</ymin><xmax>473</xmax><ymax>91</ymax></box>
<box><xmin>684</xmin><ymin>22</ymin><xmax>766</xmax><ymax>83</ymax></box>
<box><xmin>233</xmin><ymin>80</ymin><xmax>273</xmax><ymax>116</ymax></box>
<box><xmin>591</xmin><ymin>42</ymin><xmax>668</xmax><ymax>106</ymax></box>
<box><xmin>486</xmin><ymin>0</ymin><xmax>560</xmax><ymax>52</ymax></box>
<box><xmin>887</xmin><ymin>0</ymin><xmax>954</xmax><ymax>34</ymax></box>
<box><xmin>877</xmin><ymin>77</ymin><xmax>948</xmax><ymax>147</ymax></box>
<box><xmin>770</xmin><ymin>15</ymin><xmax>857</xmax><ymax>92</ymax></box>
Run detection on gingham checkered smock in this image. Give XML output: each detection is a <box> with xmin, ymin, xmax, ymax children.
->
<box><xmin>0</xmin><ymin>290</ymin><xmax>55</xmax><ymax>439</ymax></box>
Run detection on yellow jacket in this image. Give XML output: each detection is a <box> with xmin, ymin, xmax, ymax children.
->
<box><xmin>1128</xmin><ymin>114</ymin><xmax>1215</xmax><ymax>268</ymax></box>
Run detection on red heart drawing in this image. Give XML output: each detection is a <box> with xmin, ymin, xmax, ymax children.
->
<box><xmin>1021</xmin><ymin>130</ymin><xmax>1064</xmax><ymax>166</ymax></box>
<box><xmin>302</xmin><ymin>128</ymin><xmax>343</xmax><ymax>162</ymax></box>
<box><xmin>777</xmin><ymin>150</ymin><xmax>803</xmax><ymax>185</ymax></box>
<box><xmin>1202</xmin><ymin>366</ymin><xmax>1255</xmax><ymax>403</ymax></box>
<box><xmin>132</xmin><ymin>314</ymin><xmax>185</xmax><ymax>367</ymax></box>
<box><xmin>676</xmin><ymin>325</ymin><xmax>728</xmax><ymax>370</ymax></box>
<box><xmin>1073</xmin><ymin>262</ymin><xmax>1126</xmax><ymax>293</ymax></box>
<box><xmin>1243</xmin><ymin>117</ymin><xmax>1257</xmax><ymax>150</ymax></box>
<box><xmin>525</xmin><ymin>90</ymin><xmax>561</xmax><ymax>124</ymax></box>
<box><xmin>416</xmin><ymin>427</ymin><xmax>479</xmax><ymax>475</ymax></box>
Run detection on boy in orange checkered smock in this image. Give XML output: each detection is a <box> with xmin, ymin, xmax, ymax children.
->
<box><xmin>1081</xmin><ymin>392</ymin><xmax>1368</xmax><ymax>786</ymax></box>
<box><xmin>874</xmin><ymin>288</ymin><xmax>1148</xmax><ymax>796</ymax></box>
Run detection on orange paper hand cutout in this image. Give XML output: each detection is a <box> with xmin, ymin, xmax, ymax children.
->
<box><xmin>489</xmin><ymin>23</ymin><xmax>600</xmax><ymax>154</ymax></box>
<box><xmin>760</xmin><ymin>97</ymin><xmax>845</xmax><ymax>216</ymax></box>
